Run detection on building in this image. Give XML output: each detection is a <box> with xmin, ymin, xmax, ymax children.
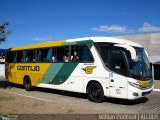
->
<box><xmin>117</xmin><ymin>33</ymin><xmax>160</xmax><ymax>80</ymax></box>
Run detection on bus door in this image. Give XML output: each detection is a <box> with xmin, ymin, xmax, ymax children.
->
<box><xmin>5</xmin><ymin>51</ymin><xmax>15</xmax><ymax>81</ymax></box>
<box><xmin>108</xmin><ymin>50</ymin><xmax>128</xmax><ymax>99</ymax></box>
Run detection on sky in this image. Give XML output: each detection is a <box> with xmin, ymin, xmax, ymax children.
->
<box><xmin>0</xmin><ymin>0</ymin><xmax>160</xmax><ymax>48</ymax></box>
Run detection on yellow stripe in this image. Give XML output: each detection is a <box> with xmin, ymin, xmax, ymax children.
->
<box><xmin>6</xmin><ymin>63</ymin><xmax>50</xmax><ymax>86</ymax></box>
<box><xmin>11</xmin><ymin>40</ymin><xmax>66</xmax><ymax>51</ymax></box>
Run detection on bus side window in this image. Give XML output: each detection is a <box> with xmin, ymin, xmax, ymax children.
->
<box><xmin>13</xmin><ymin>52</ymin><xmax>16</xmax><ymax>62</ymax></box>
<box><xmin>57</xmin><ymin>47</ymin><xmax>64</xmax><ymax>62</ymax></box>
<box><xmin>64</xmin><ymin>46</ymin><xmax>70</xmax><ymax>62</ymax></box>
<box><xmin>109</xmin><ymin>50</ymin><xmax>127</xmax><ymax>76</ymax></box>
<box><xmin>71</xmin><ymin>46</ymin><xmax>79</xmax><ymax>62</ymax></box>
<box><xmin>36</xmin><ymin>49</ymin><xmax>41</xmax><ymax>62</ymax></box>
<box><xmin>46</xmin><ymin>48</ymin><xmax>52</xmax><ymax>62</ymax></box>
<box><xmin>41</xmin><ymin>49</ymin><xmax>46</xmax><ymax>62</ymax></box>
<box><xmin>36</xmin><ymin>48</ymin><xmax>52</xmax><ymax>62</ymax></box>
<box><xmin>16</xmin><ymin>51</ymin><xmax>23</xmax><ymax>63</ymax></box>
<box><xmin>25</xmin><ymin>50</ymin><xmax>36</xmax><ymax>62</ymax></box>
<box><xmin>79</xmin><ymin>45</ymin><xmax>93</xmax><ymax>62</ymax></box>
<box><xmin>52</xmin><ymin>48</ymin><xmax>57</xmax><ymax>62</ymax></box>
<box><xmin>101</xmin><ymin>45</ymin><xmax>109</xmax><ymax>67</ymax></box>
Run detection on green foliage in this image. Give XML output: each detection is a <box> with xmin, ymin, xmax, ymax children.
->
<box><xmin>0</xmin><ymin>22</ymin><xmax>9</xmax><ymax>44</ymax></box>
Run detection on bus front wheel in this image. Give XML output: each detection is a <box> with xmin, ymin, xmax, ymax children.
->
<box><xmin>24</xmin><ymin>76</ymin><xmax>32</xmax><ymax>91</ymax></box>
<box><xmin>87</xmin><ymin>82</ymin><xmax>105</xmax><ymax>103</ymax></box>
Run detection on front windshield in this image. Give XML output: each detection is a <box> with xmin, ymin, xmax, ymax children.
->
<box><xmin>94</xmin><ymin>43</ymin><xmax>152</xmax><ymax>80</ymax></box>
<box><xmin>128</xmin><ymin>47</ymin><xmax>152</xmax><ymax>80</ymax></box>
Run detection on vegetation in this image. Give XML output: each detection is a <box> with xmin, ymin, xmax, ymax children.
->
<box><xmin>0</xmin><ymin>22</ymin><xmax>10</xmax><ymax>44</ymax></box>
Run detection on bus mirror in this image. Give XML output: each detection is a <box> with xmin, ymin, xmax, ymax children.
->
<box><xmin>114</xmin><ymin>44</ymin><xmax>137</xmax><ymax>60</ymax></box>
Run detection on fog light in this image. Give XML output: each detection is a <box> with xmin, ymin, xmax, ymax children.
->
<box><xmin>133</xmin><ymin>92</ymin><xmax>139</xmax><ymax>96</ymax></box>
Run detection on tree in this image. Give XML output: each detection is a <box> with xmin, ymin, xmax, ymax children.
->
<box><xmin>0</xmin><ymin>21</ymin><xmax>10</xmax><ymax>44</ymax></box>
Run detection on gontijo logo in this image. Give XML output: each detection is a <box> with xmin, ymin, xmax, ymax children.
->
<box><xmin>17</xmin><ymin>66</ymin><xmax>40</xmax><ymax>71</ymax></box>
<box><xmin>82</xmin><ymin>66</ymin><xmax>96</xmax><ymax>74</ymax></box>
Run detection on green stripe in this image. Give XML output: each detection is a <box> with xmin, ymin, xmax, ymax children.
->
<box><xmin>40</xmin><ymin>63</ymin><xmax>78</xmax><ymax>85</ymax></box>
<box><xmin>63</xmin><ymin>40</ymin><xmax>93</xmax><ymax>46</ymax></box>
<box><xmin>75</xmin><ymin>40</ymin><xmax>93</xmax><ymax>45</ymax></box>
<box><xmin>87</xmin><ymin>42</ymin><xmax>93</xmax><ymax>49</ymax></box>
<box><xmin>49</xmin><ymin>63</ymin><xmax>78</xmax><ymax>85</ymax></box>
<box><xmin>40</xmin><ymin>63</ymin><xmax>63</xmax><ymax>83</ymax></box>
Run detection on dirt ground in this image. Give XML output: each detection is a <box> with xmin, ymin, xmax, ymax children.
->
<box><xmin>0</xmin><ymin>79</ymin><xmax>97</xmax><ymax>115</ymax></box>
<box><xmin>0</xmin><ymin>81</ymin><xmax>99</xmax><ymax>120</ymax></box>
<box><xmin>0</xmin><ymin>79</ymin><xmax>160</xmax><ymax>120</ymax></box>
<box><xmin>0</xmin><ymin>90</ymin><xmax>96</xmax><ymax>114</ymax></box>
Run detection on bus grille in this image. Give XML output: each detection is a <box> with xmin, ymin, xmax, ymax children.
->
<box><xmin>142</xmin><ymin>90</ymin><xmax>152</xmax><ymax>96</ymax></box>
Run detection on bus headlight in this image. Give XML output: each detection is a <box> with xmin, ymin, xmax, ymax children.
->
<box><xmin>128</xmin><ymin>81</ymin><xmax>141</xmax><ymax>89</ymax></box>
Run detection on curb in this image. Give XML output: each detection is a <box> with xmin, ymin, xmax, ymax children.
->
<box><xmin>153</xmin><ymin>89</ymin><xmax>160</xmax><ymax>92</ymax></box>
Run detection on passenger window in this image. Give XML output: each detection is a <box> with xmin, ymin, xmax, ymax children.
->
<box><xmin>64</xmin><ymin>46</ymin><xmax>70</xmax><ymax>62</ymax></box>
<box><xmin>41</xmin><ymin>48</ymin><xmax>52</xmax><ymax>62</ymax></box>
<box><xmin>71</xmin><ymin>46</ymin><xmax>79</xmax><ymax>62</ymax></box>
<box><xmin>101</xmin><ymin>45</ymin><xmax>109</xmax><ymax>67</ymax></box>
<box><xmin>16</xmin><ymin>51</ymin><xmax>23</xmax><ymax>62</ymax></box>
<box><xmin>36</xmin><ymin>49</ymin><xmax>41</xmax><ymax>62</ymax></box>
<box><xmin>36</xmin><ymin>48</ymin><xmax>51</xmax><ymax>62</ymax></box>
<box><xmin>52</xmin><ymin>45</ymin><xmax>93</xmax><ymax>63</ymax></box>
<box><xmin>56</xmin><ymin>47</ymin><xmax>64</xmax><ymax>62</ymax></box>
<box><xmin>52</xmin><ymin>48</ymin><xmax>57</xmax><ymax>62</ymax></box>
<box><xmin>79</xmin><ymin>45</ymin><xmax>93</xmax><ymax>62</ymax></box>
<box><xmin>25</xmin><ymin>50</ymin><xmax>36</xmax><ymax>62</ymax></box>
<box><xmin>109</xmin><ymin>50</ymin><xmax>127</xmax><ymax>76</ymax></box>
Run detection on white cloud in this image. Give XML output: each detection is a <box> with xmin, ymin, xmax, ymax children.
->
<box><xmin>138</xmin><ymin>22</ymin><xmax>160</xmax><ymax>33</ymax></box>
<box><xmin>92</xmin><ymin>25</ymin><xmax>132</xmax><ymax>33</ymax></box>
<box><xmin>32</xmin><ymin>37</ymin><xmax>53</xmax><ymax>42</ymax></box>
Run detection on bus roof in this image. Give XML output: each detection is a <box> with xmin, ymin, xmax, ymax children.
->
<box><xmin>10</xmin><ymin>37</ymin><xmax>142</xmax><ymax>51</ymax></box>
<box><xmin>67</xmin><ymin>37</ymin><xmax>142</xmax><ymax>47</ymax></box>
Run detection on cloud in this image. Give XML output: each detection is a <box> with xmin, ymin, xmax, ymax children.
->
<box><xmin>92</xmin><ymin>25</ymin><xmax>132</xmax><ymax>33</ymax></box>
<box><xmin>32</xmin><ymin>37</ymin><xmax>53</xmax><ymax>42</ymax></box>
<box><xmin>138</xmin><ymin>22</ymin><xmax>160</xmax><ymax>33</ymax></box>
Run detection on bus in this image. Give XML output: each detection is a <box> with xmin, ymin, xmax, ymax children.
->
<box><xmin>5</xmin><ymin>37</ymin><xmax>153</xmax><ymax>102</ymax></box>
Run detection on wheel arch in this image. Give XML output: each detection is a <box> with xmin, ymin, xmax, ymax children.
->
<box><xmin>23</xmin><ymin>75</ymin><xmax>30</xmax><ymax>84</ymax></box>
<box><xmin>86</xmin><ymin>80</ymin><xmax>103</xmax><ymax>93</ymax></box>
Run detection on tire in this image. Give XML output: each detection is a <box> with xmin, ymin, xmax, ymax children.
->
<box><xmin>87</xmin><ymin>82</ymin><xmax>105</xmax><ymax>103</ymax></box>
<box><xmin>24</xmin><ymin>76</ymin><xmax>32</xmax><ymax>91</ymax></box>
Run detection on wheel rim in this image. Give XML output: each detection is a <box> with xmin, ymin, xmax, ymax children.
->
<box><xmin>25</xmin><ymin>78</ymin><xmax>30</xmax><ymax>89</ymax></box>
<box><xmin>91</xmin><ymin>87</ymin><xmax>101</xmax><ymax>98</ymax></box>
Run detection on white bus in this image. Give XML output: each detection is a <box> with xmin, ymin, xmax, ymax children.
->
<box><xmin>5</xmin><ymin>37</ymin><xmax>153</xmax><ymax>102</ymax></box>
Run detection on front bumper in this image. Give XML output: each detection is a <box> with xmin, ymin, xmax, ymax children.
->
<box><xmin>128</xmin><ymin>85</ymin><xmax>153</xmax><ymax>100</ymax></box>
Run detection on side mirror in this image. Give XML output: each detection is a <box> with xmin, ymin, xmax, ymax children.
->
<box><xmin>114</xmin><ymin>44</ymin><xmax>137</xmax><ymax>60</ymax></box>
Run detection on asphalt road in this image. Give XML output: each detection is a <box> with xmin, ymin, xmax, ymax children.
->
<box><xmin>0</xmin><ymin>80</ymin><xmax>160</xmax><ymax>114</ymax></box>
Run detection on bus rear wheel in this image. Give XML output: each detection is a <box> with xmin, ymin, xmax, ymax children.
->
<box><xmin>87</xmin><ymin>82</ymin><xmax>105</xmax><ymax>103</ymax></box>
<box><xmin>24</xmin><ymin>76</ymin><xmax>32</xmax><ymax>91</ymax></box>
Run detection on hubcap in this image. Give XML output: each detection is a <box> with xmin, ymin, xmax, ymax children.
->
<box><xmin>91</xmin><ymin>88</ymin><xmax>101</xmax><ymax>98</ymax></box>
<box><xmin>25</xmin><ymin>79</ymin><xmax>29</xmax><ymax>88</ymax></box>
